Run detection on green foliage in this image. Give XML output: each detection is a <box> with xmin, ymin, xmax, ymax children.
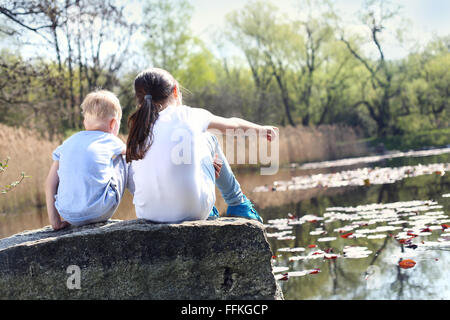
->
<box><xmin>142</xmin><ymin>0</ymin><xmax>194</xmax><ymax>76</ymax></box>
<box><xmin>177</xmin><ymin>41</ymin><xmax>218</xmax><ymax>93</ymax></box>
<box><xmin>370</xmin><ymin>127</ymin><xmax>450</xmax><ymax>151</ymax></box>
<box><xmin>116</xmin><ymin>71</ymin><xmax>140</xmax><ymax>134</ymax></box>
<box><xmin>1</xmin><ymin>0</ymin><xmax>448</xmax><ymax>147</ymax></box>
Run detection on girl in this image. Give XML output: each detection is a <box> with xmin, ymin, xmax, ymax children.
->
<box><xmin>126</xmin><ymin>68</ymin><xmax>278</xmax><ymax>224</ymax></box>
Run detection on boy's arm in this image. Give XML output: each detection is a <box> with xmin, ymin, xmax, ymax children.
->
<box><xmin>208</xmin><ymin>115</ymin><xmax>279</xmax><ymax>141</ymax></box>
<box><xmin>45</xmin><ymin>161</ymin><xmax>70</xmax><ymax>231</ymax></box>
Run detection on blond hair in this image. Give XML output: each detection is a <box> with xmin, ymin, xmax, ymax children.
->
<box><xmin>81</xmin><ymin>90</ymin><xmax>122</xmax><ymax>122</ymax></box>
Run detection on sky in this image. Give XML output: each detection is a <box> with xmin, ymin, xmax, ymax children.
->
<box><xmin>189</xmin><ymin>0</ymin><xmax>450</xmax><ymax>35</ymax></box>
<box><xmin>188</xmin><ymin>0</ymin><xmax>450</xmax><ymax>60</ymax></box>
<box><xmin>2</xmin><ymin>0</ymin><xmax>449</xmax><ymax>65</ymax></box>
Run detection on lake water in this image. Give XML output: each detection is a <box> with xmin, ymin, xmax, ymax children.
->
<box><xmin>1</xmin><ymin>149</ymin><xmax>449</xmax><ymax>300</ymax></box>
<box><xmin>258</xmin><ymin>151</ymin><xmax>450</xmax><ymax>300</ymax></box>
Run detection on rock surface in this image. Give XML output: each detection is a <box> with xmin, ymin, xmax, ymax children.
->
<box><xmin>0</xmin><ymin>218</ymin><xmax>283</xmax><ymax>300</ymax></box>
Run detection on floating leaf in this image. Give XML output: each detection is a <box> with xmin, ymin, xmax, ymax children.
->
<box><xmin>340</xmin><ymin>232</ymin><xmax>353</xmax><ymax>239</ymax></box>
<box><xmin>399</xmin><ymin>259</ymin><xmax>416</xmax><ymax>269</ymax></box>
<box><xmin>288</xmin><ymin>213</ymin><xmax>297</xmax><ymax>220</ymax></box>
<box><xmin>289</xmin><ymin>256</ymin><xmax>305</xmax><ymax>262</ymax></box>
<box><xmin>277</xmin><ymin>236</ymin><xmax>296</xmax><ymax>241</ymax></box>
<box><xmin>310</xmin><ymin>230</ymin><xmax>327</xmax><ymax>236</ymax></box>
<box><xmin>318</xmin><ymin>237</ymin><xmax>337</xmax><ymax>242</ymax></box>
<box><xmin>343</xmin><ymin>246</ymin><xmax>372</xmax><ymax>259</ymax></box>
<box><xmin>273</xmin><ymin>267</ymin><xmax>289</xmax><ymax>274</ymax></box>
<box><xmin>278</xmin><ymin>275</ymin><xmax>289</xmax><ymax>281</ymax></box>
<box><xmin>253</xmin><ymin>162</ymin><xmax>450</xmax><ymax>193</ymax></box>
<box><xmin>367</xmin><ymin>234</ymin><xmax>387</xmax><ymax>240</ymax></box>
<box><xmin>278</xmin><ymin>247</ymin><xmax>305</xmax><ymax>253</ymax></box>
<box><xmin>398</xmin><ymin>238</ymin><xmax>413</xmax><ymax>244</ymax></box>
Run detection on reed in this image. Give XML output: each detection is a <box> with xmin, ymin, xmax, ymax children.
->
<box><xmin>279</xmin><ymin>125</ymin><xmax>369</xmax><ymax>164</ymax></box>
<box><xmin>0</xmin><ymin>124</ymin><xmax>59</xmax><ymax>213</ymax></box>
<box><xmin>220</xmin><ymin>125</ymin><xmax>370</xmax><ymax>170</ymax></box>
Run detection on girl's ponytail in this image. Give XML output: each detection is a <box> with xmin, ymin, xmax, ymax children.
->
<box><xmin>126</xmin><ymin>68</ymin><xmax>177</xmax><ymax>162</ymax></box>
<box><xmin>126</xmin><ymin>95</ymin><xmax>159</xmax><ymax>162</ymax></box>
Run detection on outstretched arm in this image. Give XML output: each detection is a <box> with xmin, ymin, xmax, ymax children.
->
<box><xmin>208</xmin><ymin>115</ymin><xmax>279</xmax><ymax>141</ymax></box>
<box><xmin>45</xmin><ymin>161</ymin><xmax>70</xmax><ymax>230</ymax></box>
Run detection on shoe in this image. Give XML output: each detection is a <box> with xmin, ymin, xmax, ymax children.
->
<box><xmin>209</xmin><ymin>206</ymin><xmax>220</xmax><ymax>218</ymax></box>
<box><xmin>226</xmin><ymin>195</ymin><xmax>263</xmax><ymax>223</ymax></box>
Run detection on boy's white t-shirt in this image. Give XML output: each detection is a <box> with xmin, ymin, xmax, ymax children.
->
<box><xmin>129</xmin><ymin>104</ymin><xmax>216</xmax><ymax>223</ymax></box>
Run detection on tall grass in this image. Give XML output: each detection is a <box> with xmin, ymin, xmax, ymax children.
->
<box><xmin>0</xmin><ymin>124</ymin><xmax>59</xmax><ymax>213</ymax></box>
<box><xmin>278</xmin><ymin>125</ymin><xmax>370</xmax><ymax>165</ymax></box>
<box><xmin>219</xmin><ymin>125</ymin><xmax>370</xmax><ymax>170</ymax></box>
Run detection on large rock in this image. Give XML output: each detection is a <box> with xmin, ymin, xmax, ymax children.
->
<box><xmin>0</xmin><ymin>218</ymin><xmax>283</xmax><ymax>300</ymax></box>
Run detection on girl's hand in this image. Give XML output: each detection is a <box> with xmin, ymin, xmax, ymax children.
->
<box><xmin>213</xmin><ymin>154</ymin><xmax>223</xmax><ymax>179</ymax></box>
<box><xmin>262</xmin><ymin>126</ymin><xmax>279</xmax><ymax>142</ymax></box>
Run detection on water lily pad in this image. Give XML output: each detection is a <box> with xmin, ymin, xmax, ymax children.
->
<box><xmin>277</xmin><ymin>247</ymin><xmax>305</xmax><ymax>253</ymax></box>
<box><xmin>317</xmin><ymin>237</ymin><xmax>337</xmax><ymax>242</ymax></box>
<box><xmin>367</xmin><ymin>234</ymin><xmax>387</xmax><ymax>239</ymax></box>
<box><xmin>273</xmin><ymin>266</ymin><xmax>289</xmax><ymax>274</ymax></box>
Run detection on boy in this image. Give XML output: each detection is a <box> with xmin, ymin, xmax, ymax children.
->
<box><xmin>45</xmin><ymin>90</ymin><xmax>127</xmax><ymax>230</ymax></box>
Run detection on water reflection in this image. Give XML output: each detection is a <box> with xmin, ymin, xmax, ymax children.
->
<box><xmin>263</xmin><ymin>173</ymin><xmax>450</xmax><ymax>300</ymax></box>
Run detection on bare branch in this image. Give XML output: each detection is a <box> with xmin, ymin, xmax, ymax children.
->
<box><xmin>340</xmin><ymin>36</ymin><xmax>386</xmax><ymax>88</ymax></box>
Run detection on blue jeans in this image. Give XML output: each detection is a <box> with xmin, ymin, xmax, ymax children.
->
<box><xmin>203</xmin><ymin>132</ymin><xmax>245</xmax><ymax>206</ymax></box>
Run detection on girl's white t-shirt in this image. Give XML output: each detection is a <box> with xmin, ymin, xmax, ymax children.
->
<box><xmin>129</xmin><ymin>104</ymin><xmax>216</xmax><ymax>223</ymax></box>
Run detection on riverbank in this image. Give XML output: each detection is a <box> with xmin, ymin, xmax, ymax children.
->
<box><xmin>365</xmin><ymin>127</ymin><xmax>450</xmax><ymax>152</ymax></box>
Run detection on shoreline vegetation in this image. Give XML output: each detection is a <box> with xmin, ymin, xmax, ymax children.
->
<box><xmin>1</xmin><ymin>122</ymin><xmax>448</xmax><ymax>216</ymax></box>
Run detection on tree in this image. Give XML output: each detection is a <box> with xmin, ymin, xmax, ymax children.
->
<box><xmin>315</xmin><ymin>42</ymin><xmax>358</xmax><ymax>126</ymax></box>
<box><xmin>397</xmin><ymin>36</ymin><xmax>450</xmax><ymax>132</ymax></box>
<box><xmin>226</xmin><ymin>1</ymin><xmax>299</xmax><ymax>126</ymax></box>
<box><xmin>227</xmin><ymin>0</ymin><xmax>347</xmax><ymax>127</ymax></box>
<box><xmin>142</xmin><ymin>0</ymin><xmax>194</xmax><ymax>77</ymax></box>
<box><xmin>340</xmin><ymin>0</ymin><xmax>406</xmax><ymax>136</ymax></box>
<box><xmin>0</xmin><ymin>0</ymin><xmax>137</xmax><ymax>135</ymax></box>
<box><xmin>291</xmin><ymin>0</ymin><xmax>336</xmax><ymax>126</ymax></box>
<box><xmin>226</xmin><ymin>2</ymin><xmax>277</xmax><ymax>123</ymax></box>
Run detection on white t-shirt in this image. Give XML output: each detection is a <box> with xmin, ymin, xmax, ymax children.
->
<box><xmin>129</xmin><ymin>104</ymin><xmax>216</xmax><ymax>223</ymax></box>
